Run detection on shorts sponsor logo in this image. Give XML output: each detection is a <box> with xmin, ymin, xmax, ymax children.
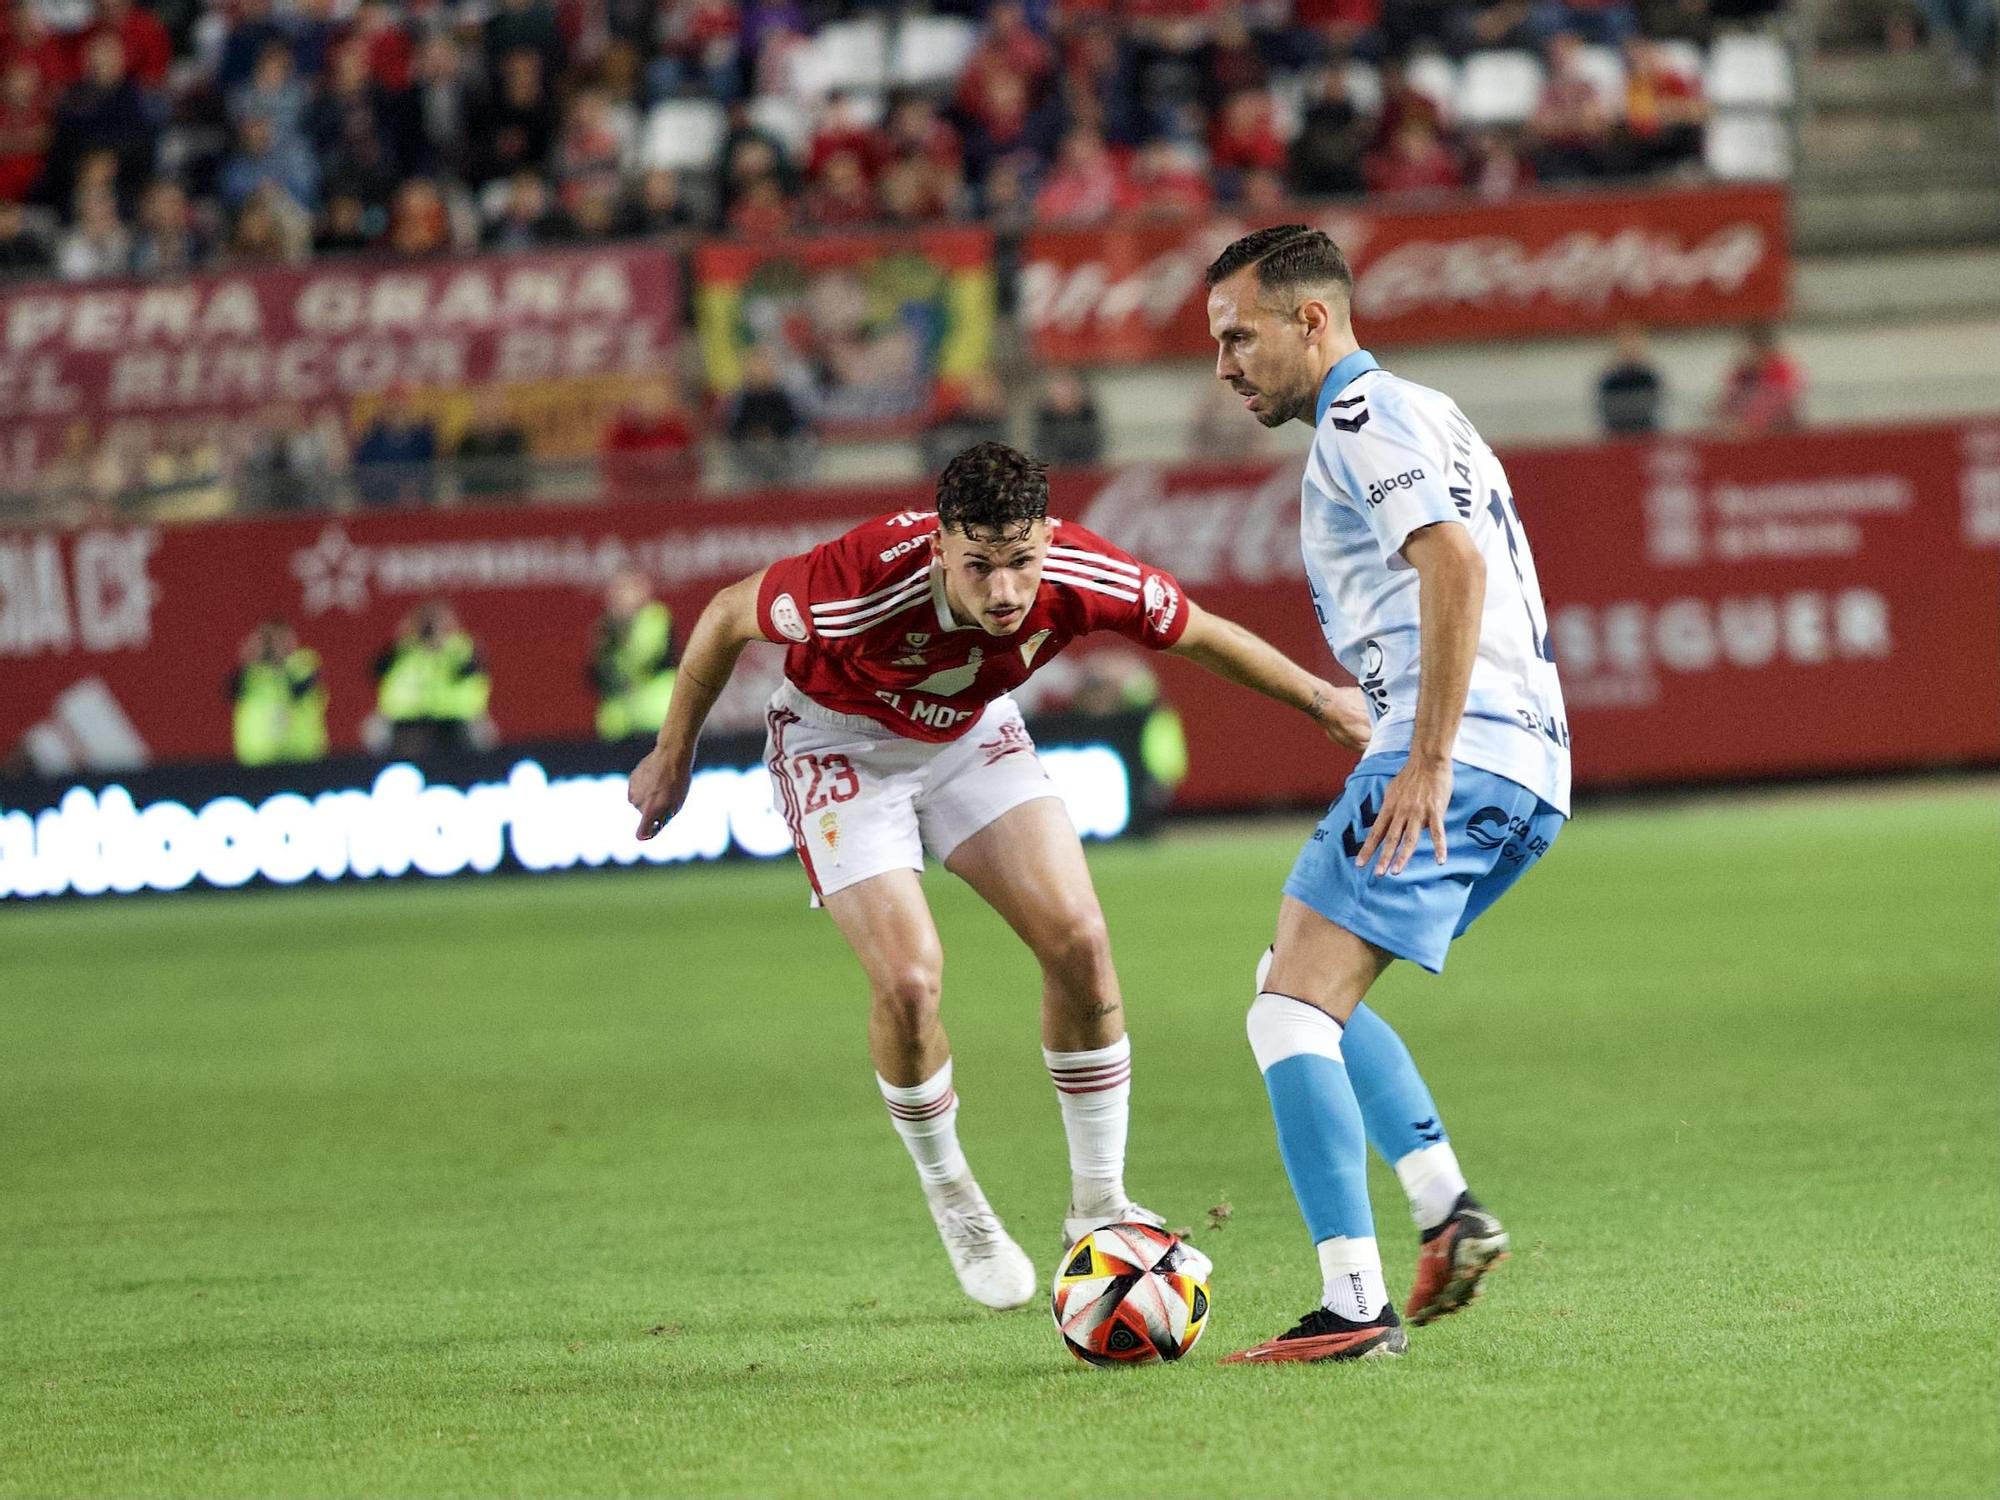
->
<box><xmin>1359</xmin><ymin>638</ymin><xmax>1390</xmax><ymax>719</ymax></box>
<box><xmin>980</xmin><ymin>719</ymin><xmax>1034</xmax><ymax>766</ymax></box>
<box><xmin>770</xmin><ymin>592</ymin><xmax>810</xmax><ymax>642</ymax></box>
<box><xmin>1364</xmin><ymin>468</ymin><xmax>1424</xmax><ymax>507</ymax></box>
<box><xmin>1464</xmin><ymin>806</ymin><xmax>1511</xmax><ymax>850</ymax></box>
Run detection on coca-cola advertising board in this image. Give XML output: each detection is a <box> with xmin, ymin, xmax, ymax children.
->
<box><xmin>2</xmin><ymin>419</ymin><xmax>1994</xmax><ymax>809</ymax></box>
<box><xmin>1021</xmin><ymin>185</ymin><xmax>1790</xmax><ymax>364</ymax></box>
<box><xmin>0</xmin><ymin>245</ymin><xmax>682</xmax><ymax>484</ymax></box>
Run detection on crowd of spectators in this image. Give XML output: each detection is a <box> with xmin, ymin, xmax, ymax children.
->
<box><xmin>0</xmin><ymin>0</ymin><xmax>1784</xmax><ymax>286</ymax></box>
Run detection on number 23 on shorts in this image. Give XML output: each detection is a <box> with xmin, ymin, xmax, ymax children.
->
<box><xmin>792</xmin><ymin>753</ymin><xmax>860</xmax><ymax>812</ymax></box>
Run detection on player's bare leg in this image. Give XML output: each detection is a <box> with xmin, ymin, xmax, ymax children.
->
<box><xmin>945</xmin><ymin>798</ymin><xmax>1197</xmax><ymax>1264</ymax></box>
<box><xmin>822</xmin><ymin>869</ymin><xmax>1035</xmax><ymax>1310</ymax></box>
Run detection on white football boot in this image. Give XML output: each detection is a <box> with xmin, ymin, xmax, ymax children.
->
<box><xmin>927</xmin><ymin>1183</ymin><xmax>1037</xmax><ymax>1310</ymax></box>
<box><xmin>1061</xmin><ymin>1201</ymin><xmax>1213</xmax><ymax>1283</ymax></box>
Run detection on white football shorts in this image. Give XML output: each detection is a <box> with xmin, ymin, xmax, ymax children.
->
<box><xmin>762</xmin><ymin>680</ymin><xmax>1057</xmax><ymax>901</ymax></box>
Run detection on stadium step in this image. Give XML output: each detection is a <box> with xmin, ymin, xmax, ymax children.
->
<box><xmin>1792</xmin><ymin>181</ymin><xmax>2000</xmax><ymax>252</ymax></box>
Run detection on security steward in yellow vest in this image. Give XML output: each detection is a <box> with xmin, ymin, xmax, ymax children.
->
<box><xmin>231</xmin><ymin>620</ymin><xmax>329</xmax><ymax>766</ymax></box>
<box><xmin>372</xmin><ymin>600</ymin><xmax>492</xmax><ymax>758</ymax></box>
<box><xmin>591</xmin><ymin>570</ymin><xmax>677</xmax><ymax>741</ymax></box>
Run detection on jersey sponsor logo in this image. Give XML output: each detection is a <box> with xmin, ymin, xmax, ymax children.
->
<box><xmin>878</xmin><ymin>536</ymin><xmax>929</xmax><ymax>564</ymax></box>
<box><xmin>1018</xmin><ymin>627</ymin><xmax>1052</xmax><ymax>668</ymax></box>
<box><xmin>911</xmin><ymin>647</ymin><xmax>984</xmax><ymax>696</ymax></box>
<box><xmin>771</xmin><ymin>592</ymin><xmax>810</xmax><ymax>642</ymax></box>
<box><xmin>1141</xmin><ymin>574</ymin><xmax>1180</xmax><ymax>635</ymax></box>
<box><xmin>1364</xmin><ymin>469</ymin><xmax>1425</xmax><ymax>508</ymax></box>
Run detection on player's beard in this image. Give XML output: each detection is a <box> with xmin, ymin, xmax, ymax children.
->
<box><xmin>1237</xmin><ymin>366</ymin><xmax>1314</xmax><ymax>428</ymax></box>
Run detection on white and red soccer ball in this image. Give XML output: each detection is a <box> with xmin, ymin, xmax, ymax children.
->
<box><xmin>1051</xmin><ymin>1222</ymin><xmax>1210</xmax><ymax>1366</ymax></box>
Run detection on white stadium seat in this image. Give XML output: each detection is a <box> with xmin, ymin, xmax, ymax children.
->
<box><xmin>1656</xmin><ymin>39</ymin><xmax>1706</xmax><ymax>83</ymax></box>
<box><xmin>1405</xmin><ymin>52</ymin><xmax>1461</xmax><ymax>120</ymax></box>
<box><xmin>1344</xmin><ymin>60</ymin><xmax>1383</xmax><ymax>115</ymax></box>
<box><xmin>1705</xmin><ymin>110</ymin><xmax>1792</xmax><ymax>179</ymax></box>
<box><xmin>1270</xmin><ymin>72</ymin><xmax>1307</xmax><ymax>142</ymax></box>
<box><xmin>745</xmin><ymin>94</ymin><xmax>813</xmax><ymax>164</ymax></box>
<box><xmin>641</xmin><ymin>99</ymin><xmax>727</xmax><ymax>173</ymax></box>
<box><xmin>806</xmin><ymin>17</ymin><xmax>891</xmax><ymax>97</ymax></box>
<box><xmin>1570</xmin><ymin>44</ymin><xmax>1627</xmax><ymax>114</ymax></box>
<box><xmin>891</xmin><ymin>15</ymin><xmax>978</xmax><ymax>88</ymax></box>
<box><xmin>1707</xmin><ymin>34</ymin><xmax>1795</xmax><ymax>109</ymax></box>
<box><xmin>1457</xmin><ymin>50</ymin><xmax>1543</xmax><ymax>128</ymax></box>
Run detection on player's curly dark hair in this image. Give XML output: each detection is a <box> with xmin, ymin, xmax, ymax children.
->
<box><xmin>935</xmin><ymin>441</ymin><xmax>1049</xmax><ymax>540</ymax></box>
<box><xmin>1203</xmin><ymin>225</ymin><xmax>1352</xmax><ymax>305</ymax></box>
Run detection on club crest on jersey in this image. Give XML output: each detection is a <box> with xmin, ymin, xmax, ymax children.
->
<box><xmin>771</xmin><ymin>593</ymin><xmax>810</xmax><ymax>642</ymax></box>
<box><xmin>905</xmin><ymin>632</ymin><xmax>931</xmax><ymax>647</ymax></box>
<box><xmin>1018</xmin><ymin>628</ymin><xmax>1052</xmax><ymax>668</ymax></box>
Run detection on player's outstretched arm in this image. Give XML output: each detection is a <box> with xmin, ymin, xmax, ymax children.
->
<box><xmin>1167</xmin><ymin>600</ymin><xmax>1373</xmax><ymax>752</ymax></box>
<box><xmin>629</xmin><ymin>569</ymin><xmax>771</xmax><ymax>840</ymax></box>
<box><xmin>1354</xmin><ymin>521</ymin><xmax>1485</xmax><ymax>878</ymax></box>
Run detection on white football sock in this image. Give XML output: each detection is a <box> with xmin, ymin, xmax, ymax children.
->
<box><xmin>877</xmin><ymin>1059</ymin><xmax>970</xmax><ymax>1190</ymax></box>
<box><xmin>1317</xmin><ymin>1236</ymin><xmax>1390</xmax><ymax>1322</ymax></box>
<box><xmin>1395</xmin><ymin>1141</ymin><xmax>1470</xmax><ymax>1232</ymax></box>
<box><xmin>1044</xmin><ymin>1036</ymin><xmax>1132</xmax><ymax>1212</ymax></box>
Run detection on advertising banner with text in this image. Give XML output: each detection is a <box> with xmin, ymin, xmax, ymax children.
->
<box><xmin>0</xmin><ymin>245</ymin><xmax>682</xmax><ymax>484</ymax></box>
<box><xmin>3</xmin><ymin>418</ymin><xmax>1993</xmax><ymax>811</ymax></box>
<box><xmin>1020</xmin><ymin>185</ymin><xmax>1790</xmax><ymax>365</ymax></box>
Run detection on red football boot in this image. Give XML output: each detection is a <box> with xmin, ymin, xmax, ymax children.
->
<box><xmin>1221</xmin><ymin>1306</ymin><xmax>1408</xmax><ymax>1365</ymax></box>
<box><xmin>1405</xmin><ymin>1192</ymin><xmax>1510</xmax><ymax>1327</ymax></box>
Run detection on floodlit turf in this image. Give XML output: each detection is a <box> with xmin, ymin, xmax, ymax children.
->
<box><xmin>2</xmin><ymin>785</ymin><xmax>1996</xmax><ymax>1500</ymax></box>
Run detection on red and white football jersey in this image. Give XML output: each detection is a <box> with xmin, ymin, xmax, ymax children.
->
<box><xmin>754</xmin><ymin>510</ymin><xmax>1190</xmax><ymax>742</ymax></box>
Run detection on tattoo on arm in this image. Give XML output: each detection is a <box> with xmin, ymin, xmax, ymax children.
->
<box><xmin>1306</xmin><ymin>688</ymin><xmax>1328</xmax><ymax>721</ymax></box>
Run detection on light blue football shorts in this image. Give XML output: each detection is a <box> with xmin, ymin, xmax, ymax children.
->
<box><xmin>1283</xmin><ymin>752</ymin><xmax>1566</xmax><ymax>974</ymax></box>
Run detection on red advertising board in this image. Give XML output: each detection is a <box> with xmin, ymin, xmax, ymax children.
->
<box><xmin>0</xmin><ymin>245</ymin><xmax>682</xmax><ymax>484</ymax></box>
<box><xmin>1021</xmin><ymin>185</ymin><xmax>1791</xmax><ymax>365</ymax></box>
<box><xmin>3</xmin><ymin>419</ymin><xmax>1994</xmax><ymax>807</ymax></box>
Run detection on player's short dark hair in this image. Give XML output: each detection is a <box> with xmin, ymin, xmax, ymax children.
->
<box><xmin>1203</xmin><ymin>225</ymin><xmax>1352</xmax><ymax>308</ymax></box>
<box><xmin>935</xmin><ymin>441</ymin><xmax>1048</xmax><ymax>540</ymax></box>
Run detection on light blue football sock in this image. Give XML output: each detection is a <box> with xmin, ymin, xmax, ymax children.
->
<box><xmin>1343</xmin><ymin>1002</ymin><xmax>1468</xmax><ymax>1231</ymax></box>
<box><xmin>1246</xmin><ymin>991</ymin><xmax>1387</xmax><ymax>1318</ymax></box>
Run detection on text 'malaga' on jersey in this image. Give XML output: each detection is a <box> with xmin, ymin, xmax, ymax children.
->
<box><xmin>755</xmin><ymin>511</ymin><xmax>1190</xmax><ymax>742</ymax></box>
<box><xmin>1302</xmin><ymin>353</ymin><xmax>1573</xmax><ymax>815</ymax></box>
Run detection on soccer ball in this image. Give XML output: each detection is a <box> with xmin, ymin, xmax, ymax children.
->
<box><xmin>1051</xmin><ymin>1222</ymin><xmax>1210</xmax><ymax>1366</ymax></box>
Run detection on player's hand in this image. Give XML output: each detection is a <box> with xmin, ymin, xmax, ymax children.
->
<box><xmin>628</xmin><ymin>743</ymin><xmax>692</xmax><ymax>841</ymax></box>
<box><xmin>1310</xmin><ymin>683</ymin><xmax>1374</xmax><ymax>752</ymax></box>
<box><xmin>1355</xmin><ymin>754</ymin><xmax>1452</xmax><ymax>878</ymax></box>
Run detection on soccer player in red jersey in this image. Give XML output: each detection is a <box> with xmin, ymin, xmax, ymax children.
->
<box><xmin>629</xmin><ymin>443</ymin><xmax>1372</xmax><ymax>1308</ymax></box>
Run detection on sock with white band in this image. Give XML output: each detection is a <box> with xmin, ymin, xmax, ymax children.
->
<box><xmin>877</xmin><ymin>1059</ymin><xmax>969</xmax><ymax>1190</ymax></box>
<box><xmin>1245</xmin><ymin>991</ymin><xmax>1388</xmax><ymax>1321</ymax></box>
<box><xmin>1044</xmin><ymin>1036</ymin><xmax>1132</xmax><ymax>1214</ymax></box>
<box><xmin>1255</xmin><ymin>949</ymin><xmax>1468</xmax><ymax>1235</ymax></box>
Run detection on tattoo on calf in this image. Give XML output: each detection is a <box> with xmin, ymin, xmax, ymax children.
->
<box><xmin>1082</xmin><ymin>1000</ymin><xmax>1123</xmax><ymax>1022</ymax></box>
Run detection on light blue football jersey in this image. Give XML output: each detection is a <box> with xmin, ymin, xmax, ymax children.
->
<box><xmin>1300</xmin><ymin>350</ymin><xmax>1571</xmax><ymax>815</ymax></box>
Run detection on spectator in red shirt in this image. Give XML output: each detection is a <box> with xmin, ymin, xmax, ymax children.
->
<box><xmin>1715</xmin><ymin>324</ymin><xmax>1805</xmax><ymax>437</ymax></box>
<box><xmin>1198</xmin><ymin>10</ymin><xmax>1268</xmax><ymax>110</ymax></box>
<box><xmin>884</xmin><ymin>92</ymin><xmax>961</xmax><ymax>175</ymax></box>
<box><xmin>805</xmin><ymin>147</ymin><xmax>878</xmax><ymax>227</ymax></box>
<box><xmin>1032</xmin><ymin>127</ymin><xmax>1135</xmax><ymax>226</ymax></box>
<box><xmin>1365</xmin><ymin>115</ymin><xmax>1466</xmax><ymax>197</ymax></box>
<box><xmin>1294</xmin><ymin>0</ymin><xmax>1385</xmax><ymax>54</ymax></box>
<box><xmin>955</xmin><ymin>1</ymin><xmax>1054</xmax><ymax>124</ymax></box>
<box><xmin>1528</xmin><ymin>31</ymin><xmax>1615</xmax><ymax>181</ymax></box>
<box><xmin>1129</xmin><ymin>139</ymin><xmax>1212</xmax><ymax>219</ymax></box>
<box><xmin>1620</xmin><ymin>37</ymin><xmax>1706</xmax><ymax>174</ymax></box>
<box><xmin>1211</xmin><ymin>88</ymin><xmax>1286</xmax><ymax>175</ymax></box>
<box><xmin>1372</xmin><ymin>58</ymin><xmax>1445</xmax><ymax>154</ymax></box>
<box><xmin>807</xmin><ymin>92</ymin><xmax>884</xmax><ymax>184</ymax></box>
<box><xmin>603</xmin><ymin>378</ymin><xmax>698</xmax><ymax>498</ymax></box>
<box><xmin>0</xmin><ymin>59</ymin><xmax>48</xmax><ymax>201</ymax></box>
<box><xmin>0</xmin><ymin>5</ymin><xmax>78</xmax><ymax>95</ymax></box>
<box><xmin>81</xmin><ymin>0</ymin><xmax>170</xmax><ymax>90</ymax></box>
<box><xmin>727</xmin><ymin>173</ymin><xmax>793</xmax><ymax>237</ymax></box>
<box><xmin>1470</xmin><ymin>128</ymin><xmax>1537</xmax><ymax>200</ymax></box>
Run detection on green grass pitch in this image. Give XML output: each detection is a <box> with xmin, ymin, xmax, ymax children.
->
<box><xmin>3</xmin><ymin>784</ymin><xmax>1996</xmax><ymax>1499</ymax></box>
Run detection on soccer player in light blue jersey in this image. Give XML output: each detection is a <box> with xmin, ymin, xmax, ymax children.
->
<box><xmin>1203</xmin><ymin>226</ymin><xmax>1572</xmax><ymax>1364</ymax></box>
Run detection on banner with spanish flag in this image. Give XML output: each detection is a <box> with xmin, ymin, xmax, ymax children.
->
<box><xmin>694</xmin><ymin>227</ymin><xmax>996</xmax><ymax>435</ymax></box>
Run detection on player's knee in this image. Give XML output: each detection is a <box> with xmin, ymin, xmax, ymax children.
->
<box><xmin>1038</xmin><ymin>906</ymin><xmax>1112</xmax><ymax>982</ymax></box>
<box><xmin>871</xmin><ymin>964</ymin><xmax>942</xmax><ymax>1037</ymax></box>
